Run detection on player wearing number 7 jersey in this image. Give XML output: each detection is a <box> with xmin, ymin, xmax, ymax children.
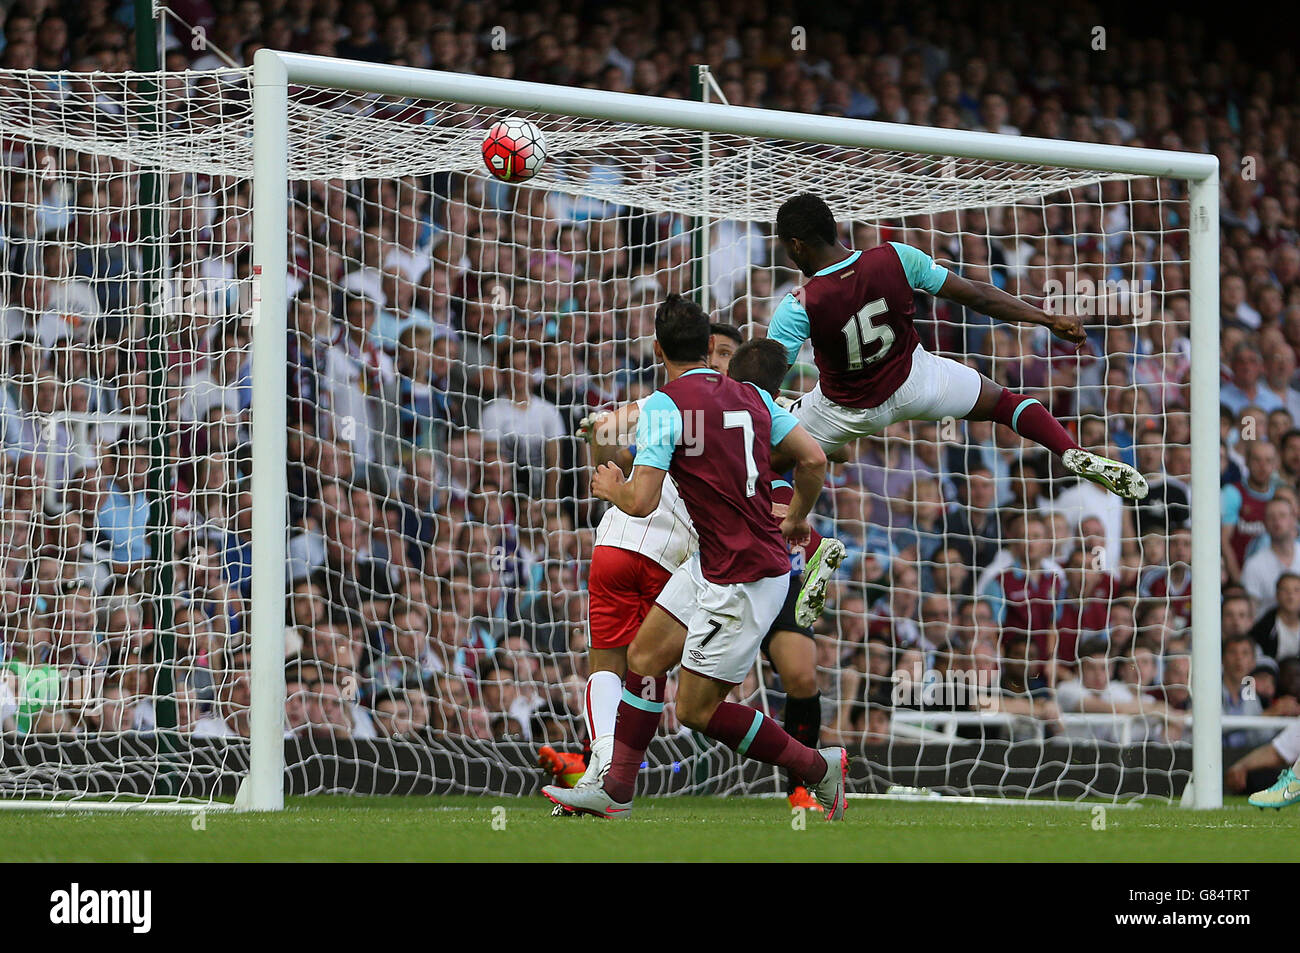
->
<box><xmin>768</xmin><ymin>193</ymin><xmax>1148</xmax><ymax>500</ymax></box>
<box><xmin>542</xmin><ymin>294</ymin><xmax>848</xmax><ymax>820</ymax></box>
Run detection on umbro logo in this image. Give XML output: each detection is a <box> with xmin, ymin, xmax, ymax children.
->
<box><xmin>688</xmin><ymin>650</ymin><xmax>706</xmax><ymax>662</ymax></box>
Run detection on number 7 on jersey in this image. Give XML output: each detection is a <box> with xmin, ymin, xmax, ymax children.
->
<box><xmin>722</xmin><ymin>410</ymin><xmax>758</xmax><ymax>497</ymax></box>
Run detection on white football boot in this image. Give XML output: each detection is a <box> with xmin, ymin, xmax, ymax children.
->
<box><xmin>550</xmin><ymin>736</ymin><xmax>613</xmax><ymax>816</ymax></box>
<box><xmin>809</xmin><ymin>747</ymin><xmax>849</xmax><ymax>821</ymax></box>
<box><xmin>795</xmin><ymin>537</ymin><xmax>847</xmax><ymax>628</ymax></box>
<box><xmin>1062</xmin><ymin>448</ymin><xmax>1149</xmax><ymax>500</ymax></box>
<box><xmin>542</xmin><ymin>782</ymin><xmax>632</xmax><ymax>820</ymax></box>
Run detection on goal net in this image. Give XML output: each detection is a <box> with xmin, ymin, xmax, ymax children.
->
<box><xmin>0</xmin><ymin>60</ymin><xmax>1217</xmax><ymax>809</ymax></box>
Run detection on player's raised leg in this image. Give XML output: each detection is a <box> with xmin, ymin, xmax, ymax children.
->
<box><xmin>795</xmin><ymin>536</ymin><xmax>847</xmax><ymax>628</ymax></box>
<box><xmin>883</xmin><ymin>340</ymin><xmax>1148</xmax><ymax>500</ymax></box>
<box><xmin>672</xmin><ymin>563</ymin><xmax>843</xmax><ymax>818</ymax></box>
<box><xmin>964</xmin><ymin>375</ymin><xmax>1148</xmax><ymax>500</ymax></box>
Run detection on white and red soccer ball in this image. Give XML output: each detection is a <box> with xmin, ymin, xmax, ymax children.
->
<box><xmin>481</xmin><ymin>118</ymin><xmax>548</xmax><ymax>183</ymax></box>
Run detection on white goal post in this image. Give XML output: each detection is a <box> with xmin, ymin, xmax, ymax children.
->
<box><xmin>0</xmin><ymin>52</ymin><xmax>1223</xmax><ymax>812</ymax></box>
<box><xmin>244</xmin><ymin>50</ymin><xmax>1222</xmax><ymax>811</ymax></box>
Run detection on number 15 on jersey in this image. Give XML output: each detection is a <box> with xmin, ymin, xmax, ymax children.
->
<box><xmin>842</xmin><ymin>297</ymin><xmax>894</xmax><ymax>371</ymax></box>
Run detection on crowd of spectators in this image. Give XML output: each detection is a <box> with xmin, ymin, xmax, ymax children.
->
<box><xmin>0</xmin><ymin>0</ymin><xmax>1297</xmax><ymax>791</ymax></box>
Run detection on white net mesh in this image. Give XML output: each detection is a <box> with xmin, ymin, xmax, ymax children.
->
<box><xmin>0</xmin><ymin>67</ymin><xmax>1198</xmax><ymax>804</ymax></box>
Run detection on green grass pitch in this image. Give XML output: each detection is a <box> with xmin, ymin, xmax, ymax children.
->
<box><xmin>2</xmin><ymin>796</ymin><xmax>1297</xmax><ymax>862</ymax></box>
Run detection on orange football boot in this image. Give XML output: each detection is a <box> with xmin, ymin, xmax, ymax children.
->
<box><xmin>538</xmin><ymin>746</ymin><xmax>588</xmax><ymax>789</ymax></box>
<box><xmin>787</xmin><ymin>785</ymin><xmax>824</xmax><ymax>812</ymax></box>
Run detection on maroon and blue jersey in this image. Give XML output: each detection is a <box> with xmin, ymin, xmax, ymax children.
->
<box><xmin>1138</xmin><ymin>567</ymin><xmax>1191</xmax><ymax>626</ymax></box>
<box><xmin>635</xmin><ymin>368</ymin><xmax>797</xmax><ymax>584</ymax></box>
<box><xmin>1058</xmin><ymin>572</ymin><xmax>1118</xmax><ymax>663</ymax></box>
<box><xmin>1222</xmin><ymin>477</ymin><xmax>1280</xmax><ymax>569</ymax></box>
<box><xmin>980</xmin><ymin>559</ymin><xmax>1066</xmax><ymax>661</ymax></box>
<box><xmin>767</xmin><ymin>242</ymin><xmax>949</xmax><ymax>409</ymax></box>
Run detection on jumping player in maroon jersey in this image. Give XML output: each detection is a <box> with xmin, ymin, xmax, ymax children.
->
<box><xmin>542</xmin><ymin>294</ymin><xmax>849</xmax><ymax>820</ymax></box>
<box><xmin>767</xmin><ymin>192</ymin><xmax>1149</xmax><ymax>500</ymax></box>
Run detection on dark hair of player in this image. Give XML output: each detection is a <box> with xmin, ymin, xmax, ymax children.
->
<box><xmin>727</xmin><ymin>338</ymin><xmax>789</xmax><ymax>398</ymax></box>
<box><xmin>654</xmin><ymin>293</ymin><xmax>710</xmax><ymax>363</ymax></box>
<box><xmin>709</xmin><ymin>321</ymin><xmax>743</xmax><ymax>346</ymax></box>
<box><xmin>776</xmin><ymin>192</ymin><xmax>837</xmax><ymax>246</ymax></box>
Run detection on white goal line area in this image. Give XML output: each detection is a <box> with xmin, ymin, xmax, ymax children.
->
<box><xmin>0</xmin><ymin>50</ymin><xmax>1226</xmax><ymax>812</ymax></box>
<box><xmin>0</xmin><ymin>799</ymin><xmax>232</xmax><ymax>813</ymax></box>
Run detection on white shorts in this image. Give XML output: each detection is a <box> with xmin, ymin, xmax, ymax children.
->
<box><xmin>654</xmin><ymin>554</ymin><xmax>788</xmax><ymax>685</ymax></box>
<box><xmin>793</xmin><ymin>343</ymin><xmax>983</xmax><ymax>452</ymax></box>
<box><xmin>1272</xmin><ymin>720</ymin><xmax>1300</xmax><ymax>763</ymax></box>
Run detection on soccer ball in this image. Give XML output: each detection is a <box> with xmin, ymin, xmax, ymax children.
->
<box><xmin>481</xmin><ymin>118</ymin><xmax>548</xmax><ymax>183</ymax></box>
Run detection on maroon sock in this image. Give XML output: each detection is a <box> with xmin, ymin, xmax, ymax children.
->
<box><xmin>704</xmin><ymin>702</ymin><xmax>827</xmax><ymax>785</ymax></box>
<box><xmin>992</xmin><ymin>388</ymin><xmax>1081</xmax><ymax>458</ymax></box>
<box><xmin>601</xmin><ymin>670</ymin><xmax>666</xmax><ymax>803</ymax></box>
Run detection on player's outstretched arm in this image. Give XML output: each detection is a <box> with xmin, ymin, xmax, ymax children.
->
<box><xmin>764</xmin><ymin>293</ymin><xmax>810</xmax><ymax>365</ymax></box>
<box><xmin>596</xmin><ymin>389</ymin><xmax>679</xmax><ymax>515</ymax></box>
<box><xmin>580</xmin><ymin>403</ymin><xmax>638</xmax><ymax>473</ymax></box>
<box><xmin>774</xmin><ymin>423</ymin><xmax>827</xmax><ymax>546</ymax></box>
<box><xmin>591</xmin><ymin>461</ymin><xmax>667</xmax><ymax>518</ymax></box>
<box><xmin>937</xmin><ymin>271</ymin><xmax>1085</xmax><ymax>347</ymax></box>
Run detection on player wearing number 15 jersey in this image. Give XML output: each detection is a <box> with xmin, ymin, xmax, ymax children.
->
<box><xmin>767</xmin><ymin>192</ymin><xmax>1149</xmax><ymax>500</ymax></box>
<box><xmin>543</xmin><ymin>294</ymin><xmax>848</xmax><ymax>819</ymax></box>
